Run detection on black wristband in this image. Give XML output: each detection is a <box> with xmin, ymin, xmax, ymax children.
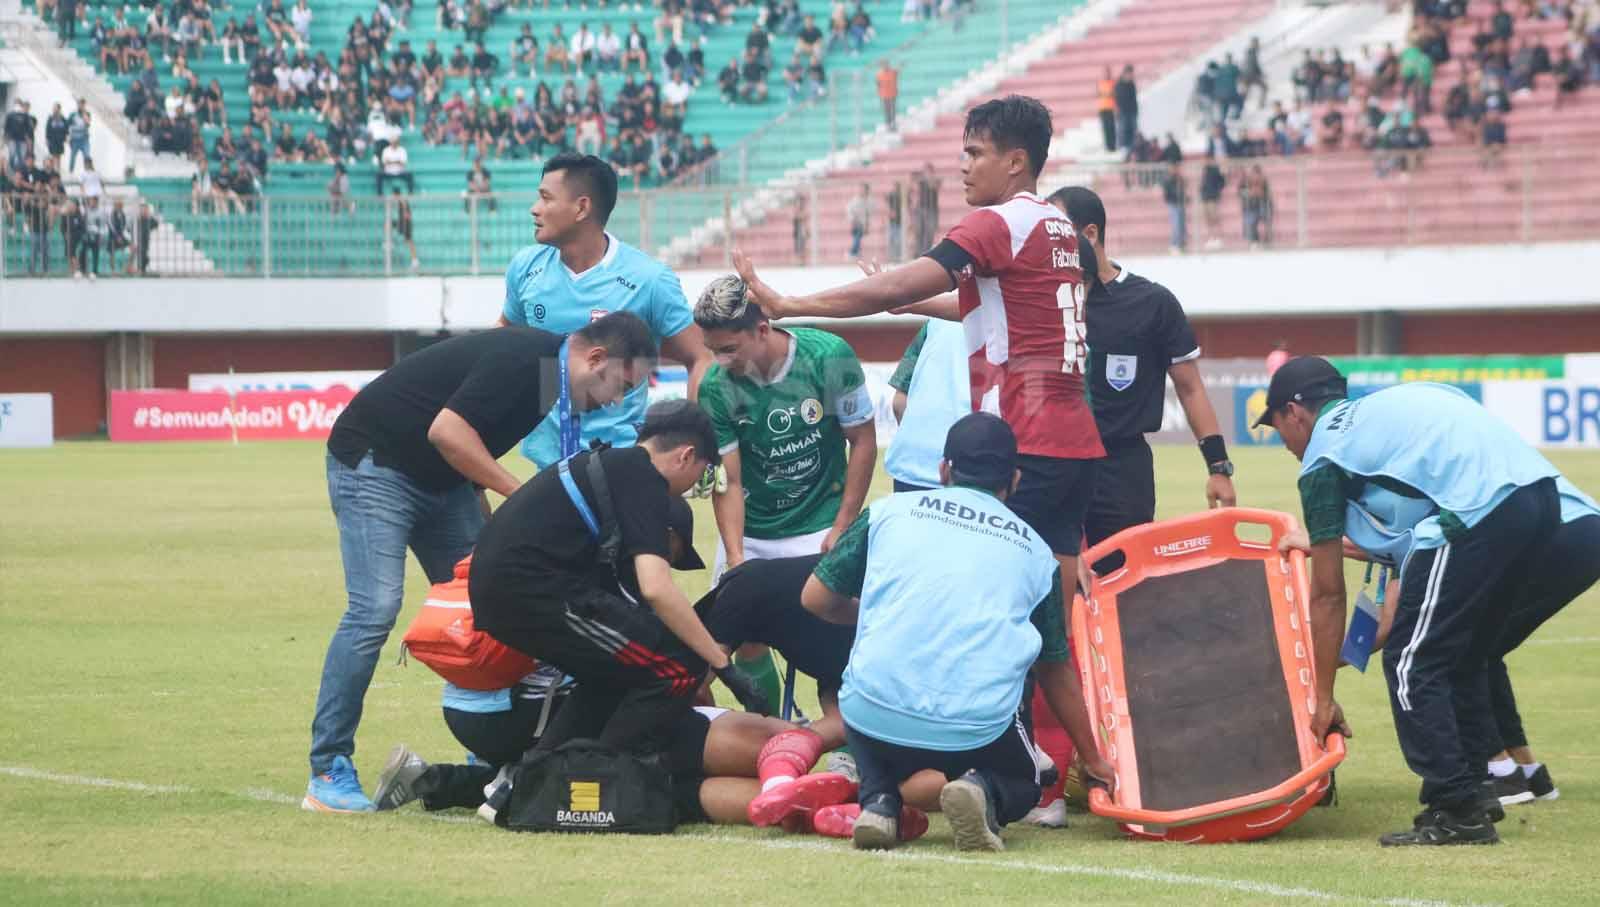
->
<box><xmin>1199</xmin><ymin>434</ymin><xmax>1229</xmax><ymax>466</ymax></box>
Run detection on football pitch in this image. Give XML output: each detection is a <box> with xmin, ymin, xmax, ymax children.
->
<box><xmin>2</xmin><ymin>441</ymin><xmax>1597</xmax><ymax>906</ymax></box>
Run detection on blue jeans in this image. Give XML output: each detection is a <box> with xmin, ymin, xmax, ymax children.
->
<box><xmin>1167</xmin><ymin>203</ymin><xmax>1186</xmax><ymax>250</ymax></box>
<box><xmin>849</xmin><ymin>223</ymin><xmax>864</xmax><ymax>256</ymax></box>
<box><xmin>309</xmin><ymin>453</ymin><xmax>486</xmax><ymax>774</ymax></box>
<box><xmin>69</xmin><ymin>138</ymin><xmax>89</xmax><ymax>172</ymax></box>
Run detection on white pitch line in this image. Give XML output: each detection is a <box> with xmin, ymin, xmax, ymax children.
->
<box><xmin>0</xmin><ymin>765</ymin><xmax>1499</xmax><ymax>906</ymax></box>
<box><xmin>0</xmin><ymin>763</ymin><xmax>473</xmax><ymax>823</ymax></box>
<box><xmin>0</xmin><ymin>766</ymin><xmax>189</xmax><ymax>794</ymax></box>
<box><xmin>689</xmin><ymin>834</ymin><xmax>1496</xmax><ymax>907</ymax></box>
<box><xmin>1524</xmin><ymin>637</ymin><xmax>1600</xmax><ymax>646</ymax></box>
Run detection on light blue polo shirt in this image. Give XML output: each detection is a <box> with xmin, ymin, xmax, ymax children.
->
<box><xmin>502</xmin><ymin>233</ymin><xmax>693</xmax><ymax>467</ymax></box>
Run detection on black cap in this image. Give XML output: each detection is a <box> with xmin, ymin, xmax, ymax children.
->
<box><xmin>1253</xmin><ymin>356</ymin><xmax>1349</xmax><ymax>427</ymax></box>
<box><xmin>665</xmin><ymin>496</ymin><xmax>706</xmax><ymax>570</ymax></box>
<box><xmin>942</xmin><ymin>412</ymin><xmax>1018</xmax><ymax>489</ymax></box>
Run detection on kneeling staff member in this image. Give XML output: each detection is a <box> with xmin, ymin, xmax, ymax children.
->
<box><xmin>470</xmin><ymin>399</ymin><xmax>771</xmax><ymax>757</ymax></box>
<box><xmin>306</xmin><ymin>312</ymin><xmax>657</xmax><ymax>813</ymax></box>
<box><xmin>1263</xmin><ymin>357</ymin><xmax>1600</xmax><ymax>846</ymax></box>
<box><xmin>798</xmin><ymin>413</ymin><xmax>1114</xmax><ymax>851</ymax></box>
<box><xmin>695</xmin><ymin>555</ymin><xmax>951</xmax><ymax>826</ymax></box>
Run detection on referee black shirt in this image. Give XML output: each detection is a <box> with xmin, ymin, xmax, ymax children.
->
<box><xmin>1085</xmin><ymin>265</ymin><xmax>1200</xmax><ymax>443</ymax></box>
<box><xmin>327</xmin><ymin>327</ymin><xmax>563</xmax><ymax>492</ymax></box>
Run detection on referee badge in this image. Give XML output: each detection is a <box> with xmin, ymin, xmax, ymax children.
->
<box><xmin>1107</xmin><ymin>354</ymin><xmax>1137</xmax><ymax>392</ymax></box>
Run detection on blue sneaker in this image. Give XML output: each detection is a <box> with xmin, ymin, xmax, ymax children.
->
<box><xmin>303</xmin><ymin>755</ymin><xmax>376</xmax><ymax>813</ymax></box>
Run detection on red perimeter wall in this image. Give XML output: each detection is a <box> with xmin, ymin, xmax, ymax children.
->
<box><xmin>4</xmin><ymin>314</ymin><xmax>1595</xmax><ymax>438</ymax></box>
<box><xmin>149</xmin><ymin>334</ymin><xmax>396</xmax><ymax>389</ymax></box>
<box><xmin>0</xmin><ymin>337</ymin><xmax>108</xmax><ymax>437</ymax></box>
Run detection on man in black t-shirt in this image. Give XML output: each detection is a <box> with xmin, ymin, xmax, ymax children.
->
<box><xmin>304</xmin><ymin>313</ymin><xmax>658</xmax><ymax>815</ymax></box>
<box><xmin>471</xmin><ymin>400</ymin><xmax>770</xmax><ymax>758</ymax></box>
<box><xmin>1048</xmin><ymin>187</ymin><xmax>1235</xmax><ymax>569</ymax></box>
<box><xmin>696</xmin><ymin>555</ymin><xmax>853</xmax><ymax>725</ymax></box>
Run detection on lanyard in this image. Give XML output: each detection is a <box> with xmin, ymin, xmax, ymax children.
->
<box><xmin>556</xmin><ymin>338</ymin><xmax>583</xmax><ymax>459</ymax></box>
<box><xmin>1362</xmin><ymin>562</ymin><xmax>1391</xmax><ymax>600</ymax></box>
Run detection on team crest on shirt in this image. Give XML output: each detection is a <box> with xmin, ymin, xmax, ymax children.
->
<box><xmin>1106</xmin><ymin>354</ymin><xmax>1137</xmax><ymax>392</ymax></box>
<box><xmin>799</xmin><ymin>398</ymin><xmax>824</xmax><ymax>425</ymax></box>
<box><xmin>532</xmin><ymin>304</ymin><xmax>547</xmax><ymax>322</ymax></box>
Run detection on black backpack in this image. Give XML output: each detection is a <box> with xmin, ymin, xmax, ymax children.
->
<box><xmin>496</xmin><ymin>738</ymin><xmax>677</xmax><ymax>835</ymax></box>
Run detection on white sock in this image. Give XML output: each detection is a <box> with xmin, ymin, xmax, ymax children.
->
<box><xmin>1488</xmin><ymin>758</ymin><xmax>1516</xmax><ymax>778</ymax></box>
<box><xmin>760</xmin><ymin>774</ymin><xmax>795</xmax><ymax>793</ymax></box>
<box><xmin>1522</xmin><ymin>762</ymin><xmax>1542</xmax><ymax>779</ymax></box>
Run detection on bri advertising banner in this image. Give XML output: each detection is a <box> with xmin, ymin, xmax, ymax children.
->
<box><xmin>109</xmin><ymin>388</ymin><xmax>354</xmax><ymax>442</ymax></box>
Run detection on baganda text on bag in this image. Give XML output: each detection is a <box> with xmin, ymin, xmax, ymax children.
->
<box><xmin>497</xmin><ymin>739</ymin><xmax>677</xmax><ymax>835</ymax></box>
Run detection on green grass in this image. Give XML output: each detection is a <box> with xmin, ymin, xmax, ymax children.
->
<box><xmin>1</xmin><ymin>442</ymin><xmax>1597</xmax><ymax>906</ymax></box>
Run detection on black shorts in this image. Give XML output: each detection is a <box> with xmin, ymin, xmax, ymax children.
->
<box><xmin>1082</xmin><ymin>437</ymin><xmax>1156</xmax><ymax>572</ymax></box>
<box><xmin>666</xmin><ymin>707</ymin><xmax>715</xmax><ymax>823</ymax></box>
<box><xmin>695</xmin><ymin>554</ymin><xmax>853</xmax><ymax>695</ymax></box>
<box><xmin>1007</xmin><ymin>454</ymin><xmax>1098</xmax><ymax>556</ymax></box>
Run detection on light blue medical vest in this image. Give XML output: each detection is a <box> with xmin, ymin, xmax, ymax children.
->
<box><xmin>502</xmin><ymin>235</ymin><xmax>692</xmax><ymax>467</ymax></box>
<box><xmin>1302</xmin><ymin>383</ymin><xmax>1562</xmax><ymax>574</ymax></box>
<box><xmin>885</xmin><ymin>320</ymin><xmax>970</xmax><ymax>490</ymax></box>
<box><xmin>839</xmin><ymin>485</ymin><xmax>1057</xmax><ymax>751</ymax></box>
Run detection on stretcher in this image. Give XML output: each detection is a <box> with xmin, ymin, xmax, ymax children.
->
<box><xmin>1071</xmin><ymin>508</ymin><xmax>1345</xmax><ymax>843</ymax></box>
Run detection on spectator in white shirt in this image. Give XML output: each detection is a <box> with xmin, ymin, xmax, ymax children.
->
<box><xmin>290</xmin><ymin>0</ymin><xmax>313</xmax><ymax>48</ymax></box>
<box><xmin>377</xmin><ymin>137</ymin><xmax>414</xmax><ymax>194</ymax></box>
<box><xmin>596</xmin><ymin>23</ymin><xmax>623</xmax><ymax>71</ymax></box>
<box><xmin>290</xmin><ymin>60</ymin><xmax>315</xmax><ymax>107</ymax></box>
<box><xmin>1287</xmin><ymin>99</ymin><xmax>1314</xmax><ymax>149</ymax></box>
<box><xmin>274</xmin><ymin>59</ymin><xmax>295</xmax><ymax>108</ymax></box>
<box><xmin>662</xmin><ymin>70</ymin><xmax>692</xmax><ymax>118</ymax></box>
<box><xmin>164</xmin><ymin>86</ymin><xmax>187</xmax><ymax>119</ymax></box>
<box><xmin>570</xmin><ymin>23</ymin><xmax>598</xmax><ymax>74</ymax></box>
<box><xmin>79</xmin><ymin>156</ymin><xmax>105</xmax><ymax>200</ymax></box>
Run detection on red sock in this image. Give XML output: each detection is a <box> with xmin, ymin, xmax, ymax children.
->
<box><xmin>757</xmin><ymin>729</ymin><xmax>825</xmax><ymax>791</ymax></box>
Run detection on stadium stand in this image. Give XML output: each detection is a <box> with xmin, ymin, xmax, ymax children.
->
<box><xmin>682</xmin><ymin>0</ymin><xmax>1279</xmax><ymax>268</ymax></box>
<box><xmin>5</xmin><ymin>0</ymin><xmax>1597</xmax><ymax>275</ymax></box>
<box><xmin>7</xmin><ymin>0</ymin><xmax>974</xmax><ymax>273</ymax></box>
<box><xmin>1071</xmin><ymin>0</ymin><xmax>1600</xmax><ymax>254</ymax></box>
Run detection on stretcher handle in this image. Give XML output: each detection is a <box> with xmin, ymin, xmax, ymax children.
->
<box><xmin>1083</xmin><ymin>507</ymin><xmax>1298</xmax><ymax>583</ymax></box>
<box><xmin>1087</xmin><ymin>732</ymin><xmax>1346</xmax><ymax>827</ymax></box>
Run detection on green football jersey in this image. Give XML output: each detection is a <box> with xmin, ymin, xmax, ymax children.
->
<box><xmin>699</xmin><ymin>327</ymin><xmax>874</xmax><ymax>539</ymax></box>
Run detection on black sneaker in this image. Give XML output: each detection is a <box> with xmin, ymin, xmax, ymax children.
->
<box><xmin>1488</xmin><ymin>770</ymin><xmax>1535</xmax><ymax>807</ymax></box>
<box><xmin>1476</xmin><ymin>782</ymin><xmax>1506</xmax><ymax>824</ymax></box>
<box><xmin>1527</xmin><ymin>765</ymin><xmax>1560</xmax><ymax>801</ymax></box>
<box><xmin>1379</xmin><ymin>806</ymin><xmax>1499</xmax><ymax>847</ymax></box>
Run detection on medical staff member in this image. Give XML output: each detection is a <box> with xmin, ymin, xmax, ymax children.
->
<box><xmin>470</xmin><ymin>400</ymin><xmax>769</xmax><ymax>759</ymax></box>
<box><xmin>883</xmin><ymin>317</ymin><xmax>967</xmax><ymax>494</ymax></box>
<box><xmin>306</xmin><ymin>314</ymin><xmax>658</xmax><ymax>814</ymax></box>
<box><xmin>1264</xmin><ymin>357</ymin><xmax>1600</xmax><ymax>846</ymax></box>
<box><xmin>499</xmin><ymin>152</ymin><xmax>714</xmax><ymax>466</ymax></box>
<box><xmin>798</xmin><ymin>413</ymin><xmax>1113</xmax><ymax>851</ymax></box>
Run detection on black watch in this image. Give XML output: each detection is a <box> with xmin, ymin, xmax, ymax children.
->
<box><xmin>1207</xmin><ymin>460</ymin><xmax>1235</xmax><ymax>477</ymax></box>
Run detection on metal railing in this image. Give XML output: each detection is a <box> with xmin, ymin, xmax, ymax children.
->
<box><xmin>2</xmin><ymin>142</ymin><xmax>1593</xmax><ymax>279</ymax></box>
<box><xmin>0</xmin><ymin>18</ymin><xmax>143</xmax><ymax>153</ymax></box>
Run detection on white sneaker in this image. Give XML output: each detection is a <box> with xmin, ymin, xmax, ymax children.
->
<box><xmin>825</xmin><ymin>751</ymin><xmax>859</xmax><ymax>784</ymax></box>
<box><xmin>1021</xmin><ymin>798</ymin><xmax>1068</xmax><ymax>828</ymax></box>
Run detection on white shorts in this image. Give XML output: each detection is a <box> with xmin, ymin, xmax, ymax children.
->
<box><xmin>710</xmin><ymin>527</ymin><xmax>830</xmax><ymax>585</ymax></box>
<box><xmin>692</xmin><ymin>706</ymin><xmax>729</xmax><ymax>723</ymax></box>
